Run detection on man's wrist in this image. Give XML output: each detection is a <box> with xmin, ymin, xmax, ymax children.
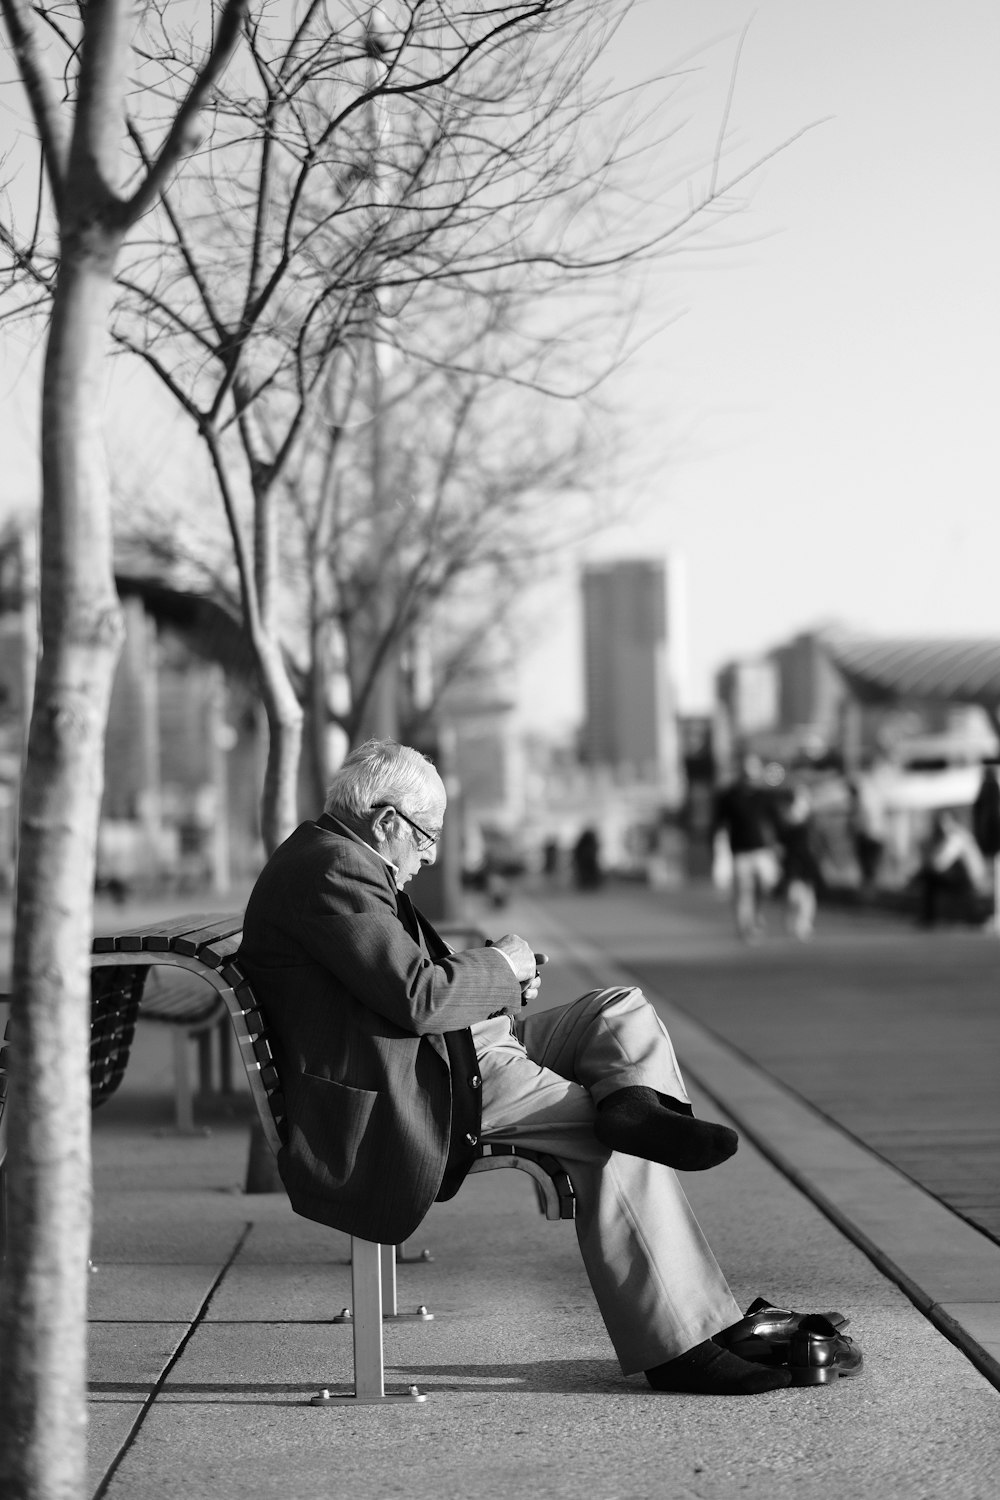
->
<box><xmin>489</xmin><ymin>943</ymin><xmax>519</xmax><ymax>976</ymax></box>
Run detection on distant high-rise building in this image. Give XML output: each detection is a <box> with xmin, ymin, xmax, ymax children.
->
<box><xmin>715</xmin><ymin>657</ymin><xmax>780</xmax><ymax>739</ymax></box>
<box><xmin>580</xmin><ymin>558</ymin><xmax>683</xmax><ymax>794</ymax></box>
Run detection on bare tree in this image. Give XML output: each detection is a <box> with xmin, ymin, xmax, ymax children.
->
<box><xmin>4</xmin><ymin>3</ymin><xmax>812</xmax><ymax>852</ymax></box>
<box><xmin>0</xmin><ymin>4</ymin><xmax>247</xmax><ymax>1496</ymax></box>
<box><xmin>107</xmin><ymin>0</ymin><xmax>689</xmax><ymax>848</ymax></box>
<box><xmin>114</xmin><ymin>290</ymin><xmax>617</xmax><ymax>810</ymax></box>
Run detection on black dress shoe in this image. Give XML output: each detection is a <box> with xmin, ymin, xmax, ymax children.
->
<box><xmin>719</xmin><ymin>1296</ymin><xmax>849</xmax><ymax>1366</ymax></box>
<box><xmin>788</xmin><ymin>1314</ymin><xmax>864</xmax><ymax>1385</ymax></box>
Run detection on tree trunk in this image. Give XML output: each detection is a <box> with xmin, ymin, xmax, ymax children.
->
<box><xmin>256</xmin><ymin>639</ymin><xmax>304</xmax><ymax>856</ymax></box>
<box><xmin>0</xmin><ymin>238</ymin><xmax>124</xmax><ymax>1498</ymax></box>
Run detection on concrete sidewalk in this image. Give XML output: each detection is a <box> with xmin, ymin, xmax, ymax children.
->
<box><xmin>83</xmin><ymin>884</ymin><xmax>1000</xmax><ymax>1500</ymax></box>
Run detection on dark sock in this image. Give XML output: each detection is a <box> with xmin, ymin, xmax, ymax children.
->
<box><xmin>595</xmin><ymin>1086</ymin><xmax>738</xmax><ymax>1172</ymax></box>
<box><xmin>646</xmin><ymin>1339</ymin><xmax>792</xmax><ymax>1395</ymax></box>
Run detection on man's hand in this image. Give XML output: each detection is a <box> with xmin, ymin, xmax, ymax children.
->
<box><xmin>520</xmin><ymin>951</ymin><xmax>548</xmax><ymax>1004</ymax></box>
<box><xmin>491</xmin><ymin>937</ymin><xmax>548</xmax><ymax>1005</ymax></box>
<box><xmin>491</xmin><ymin>933</ymin><xmax>536</xmax><ymax>983</ymax></box>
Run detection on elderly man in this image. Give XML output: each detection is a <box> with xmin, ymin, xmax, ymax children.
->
<box><xmin>239</xmin><ymin>739</ymin><xmax>860</xmax><ymax>1394</ymax></box>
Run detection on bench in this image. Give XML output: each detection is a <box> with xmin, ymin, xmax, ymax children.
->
<box><xmin>0</xmin><ymin>913</ymin><xmax>576</xmax><ymax>1404</ymax></box>
<box><xmin>91</xmin><ymin>912</ymin><xmax>241</xmax><ymax>1132</ymax></box>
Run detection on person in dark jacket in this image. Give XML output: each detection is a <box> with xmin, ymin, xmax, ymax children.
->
<box><xmin>571</xmin><ymin>826</ymin><xmax>602</xmax><ymax>888</ymax></box>
<box><xmin>971</xmin><ymin>763</ymin><xmax>1000</xmax><ymax>929</ymax></box>
<box><xmin>711</xmin><ymin>753</ymin><xmax>778</xmax><ymax>942</ymax></box>
<box><xmin>914</xmin><ymin>810</ymin><xmax>986</xmax><ymax>928</ymax></box>
<box><xmin>238</xmin><ymin>739</ymin><xmax>839</xmax><ymax>1395</ymax></box>
<box><xmin>776</xmin><ymin>783</ymin><xmax>823</xmax><ymax>940</ymax></box>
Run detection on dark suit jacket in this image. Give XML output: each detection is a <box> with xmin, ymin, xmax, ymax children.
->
<box><xmin>238</xmin><ymin>814</ymin><xmax>520</xmax><ymax>1243</ymax></box>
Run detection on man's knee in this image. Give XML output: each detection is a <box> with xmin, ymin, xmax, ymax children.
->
<box><xmin>572</xmin><ymin>985</ymin><xmax>648</xmax><ymax>1020</ymax></box>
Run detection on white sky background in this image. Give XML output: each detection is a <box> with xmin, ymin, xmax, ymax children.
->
<box><xmin>516</xmin><ymin>0</ymin><xmax>1000</xmax><ymax>725</ymax></box>
<box><xmin>1</xmin><ymin>2</ymin><xmax>998</xmax><ymax>730</ymax></box>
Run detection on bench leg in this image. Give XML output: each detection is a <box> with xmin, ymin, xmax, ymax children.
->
<box><xmin>311</xmin><ymin>1239</ymin><xmax>427</xmax><ymax>1405</ymax></box>
<box><xmin>173</xmin><ymin>1031</ymin><xmax>195</xmax><ymax>1134</ymax></box>
<box><xmin>332</xmin><ymin>1241</ymin><xmax>433</xmax><ymax>1325</ymax></box>
<box><xmin>381</xmin><ymin>1241</ymin><xmax>398</xmax><ymax>1316</ymax></box>
<box><xmin>158</xmin><ymin>1032</ymin><xmax>209</xmax><ymax>1137</ymax></box>
<box><xmin>395</xmin><ymin>1238</ymin><xmax>434</xmax><ymax>1264</ymax></box>
<box><xmin>196</xmin><ymin>1030</ymin><xmax>214</xmax><ymax>1098</ymax></box>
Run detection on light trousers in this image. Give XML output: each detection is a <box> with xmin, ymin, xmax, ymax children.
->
<box><xmin>473</xmin><ymin>987</ymin><xmax>741</xmax><ymax>1375</ymax></box>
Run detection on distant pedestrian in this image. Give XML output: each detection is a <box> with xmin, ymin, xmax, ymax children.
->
<box><xmin>711</xmin><ymin>753</ymin><xmax>779</xmax><ymax>943</ymax></box>
<box><xmin>542</xmin><ymin>837</ymin><xmax>561</xmax><ymax>881</ymax></box>
<box><xmin>971</xmin><ymin>763</ymin><xmax>1000</xmax><ymax>929</ymax></box>
<box><xmin>572</xmin><ymin>827</ymin><xmax>602</xmax><ymax>890</ymax></box>
<box><xmin>914</xmin><ymin>811</ymin><xmax>986</xmax><ymax>928</ymax></box>
<box><xmin>776</xmin><ymin>784</ymin><xmax>822</xmax><ymax>941</ymax></box>
<box><xmin>847</xmin><ymin>771</ymin><xmax>886</xmax><ymax>895</ymax></box>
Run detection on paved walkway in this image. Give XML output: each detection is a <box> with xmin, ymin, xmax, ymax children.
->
<box><xmin>532</xmin><ymin>879</ymin><xmax>1000</xmax><ymax>1244</ymax></box>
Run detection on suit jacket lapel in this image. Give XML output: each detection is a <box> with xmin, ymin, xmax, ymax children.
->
<box><xmin>395</xmin><ymin>890</ymin><xmax>422</xmax><ymax>945</ymax></box>
<box><xmin>397</xmin><ymin>890</ymin><xmax>453</xmax><ymax>961</ymax></box>
<box><xmin>394</xmin><ymin>890</ymin><xmax>449</xmax><ymax>1063</ymax></box>
<box><xmin>315</xmin><ymin>817</ymin><xmax>452</xmax><ymax>1059</ymax></box>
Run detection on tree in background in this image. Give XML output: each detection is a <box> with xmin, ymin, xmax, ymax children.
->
<box><xmin>3</xmin><ymin>3</ymin><xmax>808</xmax><ymax>852</ymax></box>
<box><xmin>105</xmin><ymin>0</ymin><xmax>696</xmax><ymax>848</ymax></box>
<box><xmin>0</xmin><ymin>4</ymin><xmax>247</xmax><ymax>1495</ymax></box>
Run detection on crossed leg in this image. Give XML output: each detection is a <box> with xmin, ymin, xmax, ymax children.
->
<box><xmin>473</xmin><ymin>988</ymin><xmax>741</xmax><ymax>1374</ymax></box>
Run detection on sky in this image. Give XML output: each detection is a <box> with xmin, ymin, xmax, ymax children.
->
<box><xmin>2</xmin><ymin>2</ymin><xmax>998</xmax><ymax>731</ymax></box>
<box><xmin>515</xmin><ymin>0</ymin><xmax>1000</xmax><ymax>725</ymax></box>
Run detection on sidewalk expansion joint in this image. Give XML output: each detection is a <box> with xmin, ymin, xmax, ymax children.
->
<box><xmin>91</xmin><ymin>1221</ymin><xmax>253</xmax><ymax>1500</ymax></box>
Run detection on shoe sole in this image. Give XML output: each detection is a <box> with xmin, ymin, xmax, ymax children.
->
<box><xmin>790</xmin><ymin>1359</ymin><xmax>863</xmax><ymax>1386</ymax></box>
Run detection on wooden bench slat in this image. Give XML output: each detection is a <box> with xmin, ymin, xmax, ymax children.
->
<box><xmin>172</xmin><ymin>917</ymin><xmax>244</xmax><ymax>959</ymax></box>
<box><xmin>196</xmin><ymin>933</ymin><xmax>242</xmax><ymax>967</ymax></box>
<box><xmin>251</xmin><ymin>1036</ymin><xmax>275</xmax><ymax>1067</ymax></box>
<box><xmin>141</xmin><ymin>913</ymin><xmax>238</xmax><ymax>952</ymax></box>
<box><xmin>92</xmin><ymin>913</ymin><xmax>240</xmax><ymax>955</ymax></box>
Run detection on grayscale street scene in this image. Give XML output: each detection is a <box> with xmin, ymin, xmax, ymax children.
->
<box><xmin>1</xmin><ymin>3</ymin><xmax>998</xmax><ymax>1499</ymax></box>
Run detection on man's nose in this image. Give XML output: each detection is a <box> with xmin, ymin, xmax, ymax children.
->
<box><xmin>421</xmin><ymin>844</ymin><xmax>437</xmax><ymax>866</ymax></box>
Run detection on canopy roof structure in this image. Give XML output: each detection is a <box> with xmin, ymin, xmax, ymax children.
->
<box><xmin>826</xmin><ymin>635</ymin><xmax>1000</xmax><ymax>709</ymax></box>
<box><xmin>116</xmin><ymin>573</ymin><xmax>257</xmax><ymax>683</ymax></box>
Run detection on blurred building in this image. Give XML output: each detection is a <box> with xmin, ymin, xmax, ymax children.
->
<box><xmin>771</xmin><ymin>631</ymin><xmax>844</xmax><ymax>737</ymax></box>
<box><xmin>715</xmin><ymin>626</ymin><xmax>1000</xmax><ymax>776</ymax></box>
<box><xmin>0</xmin><ymin>520</ymin><xmax>265</xmax><ymax>894</ymax></box>
<box><xmin>715</xmin><ymin>657</ymin><xmax>779</xmax><ymax>738</ymax></box>
<box><xmin>447</xmin><ymin>696</ymin><xmax>523</xmax><ymax>827</ymax></box>
<box><xmin>580</xmin><ymin>558</ymin><xmax>684</xmax><ymax>801</ymax></box>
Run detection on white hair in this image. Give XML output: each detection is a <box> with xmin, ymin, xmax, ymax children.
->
<box><xmin>324</xmin><ymin>739</ymin><xmax>442</xmax><ymax>820</ymax></box>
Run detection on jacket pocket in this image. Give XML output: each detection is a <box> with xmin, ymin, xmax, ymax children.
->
<box><xmin>288</xmin><ymin>1073</ymin><xmax>379</xmax><ymax>1194</ymax></box>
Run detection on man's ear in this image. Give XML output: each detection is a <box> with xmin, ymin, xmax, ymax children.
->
<box><xmin>371</xmin><ymin>806</ymin><xmax>394</xmax><ymax>842</ymax></box>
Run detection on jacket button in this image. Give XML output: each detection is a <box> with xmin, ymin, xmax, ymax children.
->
<box><xmin>465</xmin><ymin>1132</ymin><xmax>478</xmax><ymax>1146</ymax></box>
<box><xmin>469</xmin><ymin>1074</ymin><xmax>481</xmax><ymax>1089</ymax></box>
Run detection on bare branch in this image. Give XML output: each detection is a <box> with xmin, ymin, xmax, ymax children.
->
<box><xmin>122</xmin><ymin>0</ymin><xmax>250</xmax><ymax>227</ymax></box>
<box><xmin>0</xmin><ymin>0</ymin><xmax>70</xmax><ymax>207</ymax></box>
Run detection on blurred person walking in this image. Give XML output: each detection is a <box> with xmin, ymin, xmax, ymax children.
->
<box><xmin>914</xmin><ymin>810</ymin><xmax>987</xmax><ymax>928</ymax></box>
<box><xmin>971</xmin><ymin>762</ymin><xmax>1000</xmax><ymax>931</ymax></box>
<box><xmin>711</xmin><ymin>754</ymin><xmax>779</xmax><ymax>943</ymax></box>
<box><xmin>572</xmin><ymin>826</ymin><xmax>603</xmax><ymax>890</ymax></box>
<box><xmin>847</xmin><ymin>769</ymin><xmax>887</xmax><ymax>896</ymax></box>
<box><xmin>776</xmin><ymin>783</ymin><xmax>823</xmax><ymax>941</ymax></box>
<box><xmin>542</xmin><ymin>836</ymin><xmax>561</xmax><ymax>882</ymax></box>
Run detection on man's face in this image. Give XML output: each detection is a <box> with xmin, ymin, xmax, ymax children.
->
<box><xmin>378</xmin><ymin>780</ymin><xmax>447</xmax><ymax>888</ymax></box>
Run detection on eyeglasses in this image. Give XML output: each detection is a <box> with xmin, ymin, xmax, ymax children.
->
<box><xmin>371</xmin><ymin>804</ymin><xmax>439</xmax><ymax>852</ymax></box>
